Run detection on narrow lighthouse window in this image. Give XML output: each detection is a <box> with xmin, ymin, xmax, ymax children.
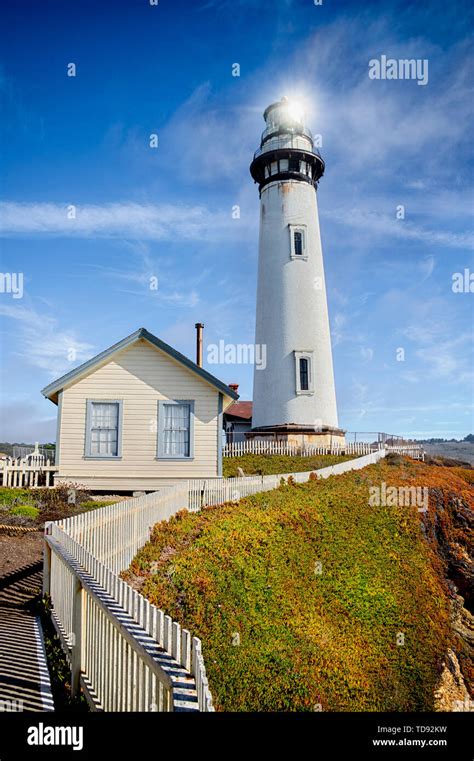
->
<box><xmin>289</xmin><ymin>225</ymin><xmax>307</xmax><ymax>259</ymax></box>
<box><xmin>299</xmin><ymin>358</ymin><xmax>309</xmax><ymax>390</ymax></box>
<box><xmin>294</xmin><ymin>351</ymin><xmax>314</xmax><ymax>394</ymax></box>
<box><xmin>294</xmin><ymin>231</ymin><xmax>303</xmax><ymax>256</ymax></box>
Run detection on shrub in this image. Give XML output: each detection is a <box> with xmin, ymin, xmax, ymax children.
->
<box><xmin>451</xmin><ymin>468</ymin><xmax>474</xmax><ymax>485</ymax></box>
<box><xmin>223</xmin><ymin>453</ymin><xmax>351</xmax><ymax>478</ymax></box>
<box><xmin>10</xmin><ymin>504</ymin><xmax>40</xmax><ymax>519</ymax></box>
<box><xmin>30</xmin><ymin>483</ymin><xmax>93</xmax><ymax>511</ymax></box>
<box><xmin>0</xmin><ymin>488</ymin><xmax>31</xmax><ymax>507</ymax></box>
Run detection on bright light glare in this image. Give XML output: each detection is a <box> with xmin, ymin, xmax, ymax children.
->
<box><xmin>286</xmin><ymin>100</ymin><xmax>305</xmax><ymax>123</ymax></box>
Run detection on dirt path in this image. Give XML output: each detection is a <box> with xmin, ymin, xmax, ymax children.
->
<box><xmin>0</xmin><ymin>531</ymin><xmax>43</xmax><ymax>578</ymax></box>
<box><xmin>0</xmin><ymin>534</ymin><xmax>54</xmax><ymax>711</ymax></box>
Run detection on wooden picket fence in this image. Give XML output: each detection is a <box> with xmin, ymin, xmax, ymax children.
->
<box><xmin>1</xmin><ymin>457</ymin><xmax>58</xmax><ymax>487</ymax></box>
<box><xmin>385</xmin><ymin>445</ymin><xmax>425</xmax><ymax>460</ymax></box>
<box><xmin>44</xmin><ymin>484</ymin><xmax>213</xmax><ymax>712</ymax></box>
<box><xmin>223</xmin><ymin>440</ymin><xmax>424</xmax><ymax>460</ymax></box>
<box><xmin>44</xmin><ymin>448</ymin><xmax>389</xmax><ymax>712</ymax></box>
<box><xmin>224</xmin><ymin>440</ymin><xmax>377</xmax><ymax>458</ymax></box>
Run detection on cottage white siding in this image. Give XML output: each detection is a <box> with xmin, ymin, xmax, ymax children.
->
<box><xmin>56</xmin><ymin>339</ymin><xmax>222</xmax><ymax>491</ymax></box>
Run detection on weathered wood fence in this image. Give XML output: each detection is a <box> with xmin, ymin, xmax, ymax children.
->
<box><xmin>44</xmin><ymin>484</ymin><xmax>213</xmax><ymax>712</ymax></box>
<box><xmin>1</xmin><ymin>457</ymin><xmax>58</xmax><ymax>487</ymax></box>
<box><xmin>385</xmin><ymin>445</ymin><xmax>425</xmax><ymax>460</ymax></box>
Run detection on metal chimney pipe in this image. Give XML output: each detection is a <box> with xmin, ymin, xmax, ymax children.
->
<box><xmin>195</xmin><ymin>323</ymin><xmax>204</xmax><ymax>367</ymax></box>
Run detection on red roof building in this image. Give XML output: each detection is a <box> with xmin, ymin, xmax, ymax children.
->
<box><xmin>223</xmin><ymin>392</ymin><xmax>253</xmax><ymax>443</ymax></box>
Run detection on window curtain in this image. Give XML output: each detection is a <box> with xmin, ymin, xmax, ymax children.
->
<box><xmin>162</xmin><ymin>403</ymin><xmax>190</xmax><ymax>456</ymax></box>
<box><xmin>90</xmin><ymin>402</ymin><xmax>119</xmax><ymax>456</ymax></box>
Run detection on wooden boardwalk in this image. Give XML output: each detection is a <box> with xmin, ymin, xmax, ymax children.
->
<box><xmin>0</xmin><ymin>563</ymin><xmax>54</xmax><ymax>711</ymax></box>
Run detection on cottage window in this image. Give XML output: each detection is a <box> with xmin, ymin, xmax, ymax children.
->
<box><xmin>85</xmin><ymin>400</ymin><xmax>122</xmax><ymax>458</ymax></box>
<box><xmin>157</xmin><ymin>400</ymin><xmax>194</xmax><ymax>459</ymax></box>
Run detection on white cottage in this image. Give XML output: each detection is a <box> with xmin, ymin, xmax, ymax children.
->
<box><xmin>41</xmin><ymin>328</ymin><xmax>238</xmax><ymax>492</ymax></box>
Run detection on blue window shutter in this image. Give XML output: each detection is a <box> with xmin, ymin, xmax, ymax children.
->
<box><xmin>157</xmin><ymin>400</ymin><xmax>165</xmax><ymax>458</ymax></box>
<box><xmin>217</xmin><ymin>393</ymin><xmax>223</xmax><ymax>477</ymax></box>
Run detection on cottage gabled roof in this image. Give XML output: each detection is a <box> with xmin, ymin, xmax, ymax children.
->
<box><xmin>41</xmin><ymin>327</ymin><xmax>240</xmax><ymax>405</ymax></box>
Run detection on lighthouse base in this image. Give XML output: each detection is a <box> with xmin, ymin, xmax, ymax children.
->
<box><xmin>246</xmin><ymin>424</ymin><xmax>346</xmax><ymax>449</ymax></box>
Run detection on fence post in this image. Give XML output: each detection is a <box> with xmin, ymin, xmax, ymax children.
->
<box><xmin>71</xmin><ymin>576</ymin><xmax>84</xmax><ymax>699</ymax></box>
<box><xmin>43</xmin><ymin>523</ymin><xmax>53</xmax><ymax>597</ymax></box>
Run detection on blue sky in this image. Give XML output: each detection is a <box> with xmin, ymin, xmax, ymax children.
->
<box><xmin>0</xmin><ymin>0</ymin><xmax>473</xmax><ymax>442</ymax></box>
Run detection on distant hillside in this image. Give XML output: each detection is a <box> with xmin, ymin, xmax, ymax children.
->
<box><xmin>418</xmin><ymin>435</ymin><xmax>473</xmax><ymax>443</ymax></box>
<box><xmin>422</xmin><ymin>441</ymin><xmax>474</xmax><ymax>466</ymax></box>
<box><xmin>125</xmin><ymin>456</ymin><xmax>473</xmax><ymax>711</ymax></box>
<box><xmin>0</xmin><ymin>442</ymin><xmax>55</xmax><ymax>458</ymax></box>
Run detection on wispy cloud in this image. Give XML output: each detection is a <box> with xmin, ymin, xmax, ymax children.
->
<box><xmin>0</xmin><ymin>201</ymin><xmax>242</xmax><ymax>242</ymax></box>
<box><xmin>415</xmin><ymin>333</ymin><xmax>473</xmax><ymax>381</ymax></box>
<box><xmin>0</xmin><ymin>304</ymin><xmax>95</xmax><ymax>377</ymax></box>
<box><xmin>360</xmin><ymin>347</ymin><xmax>374</xmax><ymax>362</ymax></box>
<box><xmin>402</xmin><ymin>322</ymin><xmax>473</xmax><ymax>383</ymax></box>
<box><xmin>323</xmin><ymin>207</ymin><xmax>474</xmax><ymax>250</ymax></box>
<box><xmin>419</xmin><ymin>255</ymin><xmax>436</xmax><ymax>280</ymax></box>
<box><xmin>86</xmin><ymin>247</ymin><xmax>205</xmax><ymax>308</ymax></box>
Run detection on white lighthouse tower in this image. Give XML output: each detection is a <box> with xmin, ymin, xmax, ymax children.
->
<box><xmin>248</xmin><ymin>97</ymin><xmax>344</xmax><ymax>446</ymax></box>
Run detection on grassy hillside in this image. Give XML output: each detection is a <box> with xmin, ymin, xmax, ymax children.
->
<box><xmin>223</xmin><ymin>453</ymin><xmax>351</xmax><ymax>477</ymax></box>
<box><xmin>125</xmin><ymin>457</ymin><xmax>473</xmax><ymax>711</ymax></box>
<box><xmin>451</xmin><ymin>468</ymin><xmax>474</xmax><ymax>485</ymax></box>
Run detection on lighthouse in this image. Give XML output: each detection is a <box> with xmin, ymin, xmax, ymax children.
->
<box><xmin>248</xmin><ymin>97</ymin><xmax>344</xmax><ymax>447</ymax></box>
